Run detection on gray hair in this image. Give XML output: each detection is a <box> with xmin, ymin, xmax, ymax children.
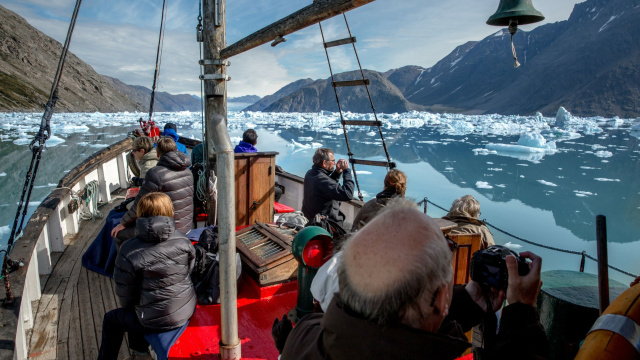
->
<box><xmin>313</xmin><ymin>148</ymin><xmax>333</xmax><ymax>167</ymax></box>
<box><xmin>338</xmin><ymin>198</ymin><xmax>453</xmax><ymax>325</ymax></box>
<box><xmin>448</xmin><ymin>194</ymin><xmax>481</xmax><ymax>218</ymax></box>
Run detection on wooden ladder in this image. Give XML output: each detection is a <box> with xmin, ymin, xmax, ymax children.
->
<box><xmin>319</xmin><ymin>14</ymin><xmax>395</xmax><ymax>201</ymax></box>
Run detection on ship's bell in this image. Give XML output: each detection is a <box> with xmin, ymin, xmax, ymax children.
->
<box><xmin>486</xmin><ymin>0</ymin><xmax>545</xmax><ymax>26</ymax></box>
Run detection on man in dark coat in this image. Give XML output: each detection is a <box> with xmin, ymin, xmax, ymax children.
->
<box><xmin>301</xmin><ymin>148</ymin><xmax>354</xmax><ymax>227</ymax></box>
<box><xmin>98</xmin><ymin>192</ymin><xmax>196</xmax><ymax>360</ymax></box>
<box><xmin>112</xmin><ymin>137</ymin><xmax>194</xmax><ymax>247</ymax></box>
<box><xmin>280</xmin><ymin>199</ymin><xmax>549</xmax><ymax>360</ymax></box>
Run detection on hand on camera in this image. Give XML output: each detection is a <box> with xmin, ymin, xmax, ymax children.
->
<box><xmin>466</xmin><ymin>280</ymin><xmax>506</xmax><ymax>313</ymax></box>
<box><xmin>506</xmin><ymin>251</ymin><xmax>542</xmax><ymax>307</ymax></box>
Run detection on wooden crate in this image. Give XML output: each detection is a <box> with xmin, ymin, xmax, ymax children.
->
<box><xmin>235</xmin><ymin>152</ymin><xmax>278</xmax><ymax>226</ymax></box>
<box><xmin>236</xmin><ymin>222</ymin><xmax>299</xmax><ymax>286</ymax></box>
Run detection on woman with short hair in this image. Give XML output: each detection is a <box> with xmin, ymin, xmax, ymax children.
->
<box><xmin>131</xmin><ymin>136</ymin><xmax>158</xmax><ymax>180</ymax></box>
<box><xmin>351</xmin><ymin>169</ymin><xmax>407</xmax><ymax>231</ymax></box>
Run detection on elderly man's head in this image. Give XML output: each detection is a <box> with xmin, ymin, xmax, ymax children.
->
<box><xmin>338</xmin><ymin>199</ymin><xmax>453</xmax><ymax>331</ymax></box>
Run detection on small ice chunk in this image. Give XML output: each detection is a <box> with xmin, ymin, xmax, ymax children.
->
<box><xmin>504</xmin><ymin>242</ymin><xmax>522</xmax><ymax>249</ymax></box>
<box><xmin>594</xmin><ymin>150</ymin><xmax>613</xmax><ymax>158</ymax></box>
<box><xmin>0</xmin><ymin>173</ymin><xmax>5</xmax><ymax>177</ymax></box>
<box><xmin>476</xmin><ymin>181</ymin><xmax>493</xmax><ymax>189</ymax></box>
<box><xmin>537</xmin><ymin>180</ymin><xmax>558</xmax><ymax>187</ymax></box>
<box><xmin>298</xmin><ymin>136</ymin><xmax>313</xmax><ymax>142</ymax></box>
<box><xmin>594</xmin><ymin>178</ymin><xmax>620</xmax><ymax>182</ymax></box>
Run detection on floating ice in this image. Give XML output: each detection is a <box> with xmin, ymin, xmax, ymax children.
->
<box><xmin>594</xmin><ymin>150</ymin><xmax>613</xmax><ymax>158</ymax></box>
<box><xmin>473</xmin><ymin>148</ymin><xmax>497</xmax><ymax>156</ymax></box>
<box><xmin>476</xmin><ymin>181</ymin><xmax>493</xmax><ymax>189</ymax></box>
<box><xmin>0</xmin><ymin>173</ymin><xmax>5</xmax><ymax>177</ymax></box>
<box><xmin>357</xmin><ymin>170</ymin><xmax>372</xmax><ymax>175</ymax></box>
<box><xmin>504</xmin><ymin>242</ymin><xmax>522</xmax><ymax>249</ymax></box>
<box><xmin>298</xmin><ymin>137</ymin><xmax>313</xmax><ymax>142</ymax></box>
<box><xmin>594</xmin><ymin>178</ymin><xmax>620</xmax><ymax>182</ymax></box>
<box><xmin>574</xmin><ymin>190</ymin><xmax>595</xmax><ymax>197</ymax></box>
<box><xmin>537</xmin><ymin>180</ymin><xmax>558</xmax><ymax>187</ymax></box>
<box><xmin>556</xmin><ymin>107</ymin><xmax>572</xmax><ymax>127</ymax></box>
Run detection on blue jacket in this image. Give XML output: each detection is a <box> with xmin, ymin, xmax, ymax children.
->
<box><xmin>234</xmin><ymin>141</ymin><xmax>258</xmax><ymax>153</ymax></box>
<box><xmin>160</xmin><ymin>128</ymin><xmax>188</xmax><ymax>156</ymax></box>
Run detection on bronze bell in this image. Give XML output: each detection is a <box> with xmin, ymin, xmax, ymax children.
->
<box><xmin>486</xmin><ymin>0</ymin><xmax>545</xmax><ymax>26</ymax></box>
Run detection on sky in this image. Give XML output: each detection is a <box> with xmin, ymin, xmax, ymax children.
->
<box><xmin>1</xmin><ymin>0</ymin><xmax>584</xmax><ymax>98</ymax></box>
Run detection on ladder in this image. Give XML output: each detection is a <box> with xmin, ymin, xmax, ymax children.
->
<box><xmin>319</xmin><ymin>14</ymin><xmax>395</xmax><ymax>201</ymax></box>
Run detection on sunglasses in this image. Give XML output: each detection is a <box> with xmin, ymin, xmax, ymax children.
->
<box><xmin>445</xmin><ymin>235</ymin><xmax>459</xmax><ymax>253</ymax></box>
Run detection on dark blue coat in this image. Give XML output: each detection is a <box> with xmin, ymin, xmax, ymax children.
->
<box><xmin>301</xmin><ymin>165</ymin><xmax>354</xmax><ymax>227</ymax></box>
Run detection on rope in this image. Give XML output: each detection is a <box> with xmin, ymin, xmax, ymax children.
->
<box><xmin>419</xmin><ymin>197</ymin><xmax>637</xmax><ymax>279</ymax></box>
<box><xmin>508</xmin><ymin>21</ymin><xmax>521</xmax><ymax>68</ymax></box>
<box><xmin>79</xmin><ymin>181</ymin><xmax>103</xmax><ymax>221</ymax></box>
<box><xmin>196</xmin><ymin>168</ymin><xmax>208</xmax><ymax>202</ymax></box>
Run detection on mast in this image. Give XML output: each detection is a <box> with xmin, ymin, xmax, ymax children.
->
<box><xmin>202</xmin><ymin>0</ymin><xmax>240</xmax><ymax>359</ymax></box>
<box><xmin>201</xmin><ymin>1</ymin><xmax>378</xmax><ymax>358</ymax></box>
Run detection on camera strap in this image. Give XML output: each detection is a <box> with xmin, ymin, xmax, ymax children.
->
<box><xmin>481</xmin><ymin>288</ymin><xmax>498</xmax><ymax>352</ymax></box>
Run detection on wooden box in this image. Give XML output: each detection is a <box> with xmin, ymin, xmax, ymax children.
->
<box><xmin>236</xmin><ymin>222</ymin><xmax>299</xmax><ymax>286</ymax></box>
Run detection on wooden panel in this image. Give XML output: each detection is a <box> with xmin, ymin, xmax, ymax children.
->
<box><xmin>234</xmin><ymin>153</ymin><xmax>276</xmax><ymax>226</ymax></box>
<box><xmin>449</xmin><ymin>233</ymin><xmax>482</xmax><ymax>285</ymax></box>
<box><xmin>248</xmin><ymin>156</ymin><xmax>275</xmax><ymax>224</ymax></box>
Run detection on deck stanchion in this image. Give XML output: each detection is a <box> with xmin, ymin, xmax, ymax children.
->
<box><xmin>596</xmin><ymin>215</ymin><xmax>609</xmax><ymax>314</ymax></box>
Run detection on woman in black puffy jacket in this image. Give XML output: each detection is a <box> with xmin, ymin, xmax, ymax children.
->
<box><xmin>98</xmin><ymin>192</ymin><xmax>196</xmax><ymax>360</ymax></box>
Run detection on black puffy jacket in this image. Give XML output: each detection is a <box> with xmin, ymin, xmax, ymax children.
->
<box><xmin>114</xmin><ymin>216</ymin><xmax>197</xmax><ymax>331</ymax></box>
<box><xmin>301</xmin><ymin>165</ymin><xmax>354</xmax><ymax>227</ymax></box>
<box><xmin>121</xmin><ymin>151</ymin><xmax>194</xmax><ymax>234</ymax></box>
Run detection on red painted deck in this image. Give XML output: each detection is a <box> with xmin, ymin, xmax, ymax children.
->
<box><xmin>169</xmin><ymin>276</ymin><xmax>298</xmax><ymax>359</ymax></box>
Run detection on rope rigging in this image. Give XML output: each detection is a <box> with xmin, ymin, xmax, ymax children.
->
<box><xmin>416</xmin><ymin>197</ymin><xmax>637</xmax><ymax>279</ymax></box>
<box><xmin>319</xmin><ymin>14</ymin><xmax>395</xmax><ymax>201</ymax></box>
<box><xmin>3</xmin><ymin>0</ymin><xmax>84</xmax><ymax>305</ymax></box>
<box><xmin>139</xmin><ymin>0</ymin><xmax>168</xmax><ymax>138</ymax></box>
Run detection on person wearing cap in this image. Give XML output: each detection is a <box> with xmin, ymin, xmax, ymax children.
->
<box><xmin>160</xmin><ymin>123</ymin><xmax>188</xmax><ymax>156</ymax></box>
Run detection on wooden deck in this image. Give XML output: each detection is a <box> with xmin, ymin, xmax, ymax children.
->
<box><xmin>28</xmin><ymin>194</ymin><xmax>131</xmax><ymax>360</ymax></box>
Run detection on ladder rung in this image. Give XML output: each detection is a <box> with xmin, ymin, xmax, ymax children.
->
<box><xmin>341</xmin><ymin>120</ymin><xmax>382</xmax><ymax>127</ymax></box>
<box><xmin>350</xmin><ymin>159</ymin><xmax>396</xmax><ymax>168</ymax></box>
<box><xmin>324</xmin><ymin>37</ymin><xmax>357</xmax><ymax>48</ymax></box>
<box><xmin>332</xmin><ymin>79</ymin><xmax>370</xmax><ymax>87</ymax></box>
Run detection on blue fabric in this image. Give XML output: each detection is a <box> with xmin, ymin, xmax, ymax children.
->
<box><xmin>82</xmin><ymin>209</ymin><xmax>125</xmax><ymax>277</ymax></box>
<box><xmin>186</xmin><ymin>225</ymin><xmax>216</xmax><ymax>242</ymax></box>
<box><xmin>160</xmin><ymin>128</ymin><xmax>189</xmax><ymax>156</ymax></box>
<box><xmin>234</xmin><ymin>141</ymin><xmax>258</xmax><ymax>153</ymax></box>
<box><xmin>144</xmin><ymin>321</ymin><xmax>189</xmax><ymax>360</ymax></box>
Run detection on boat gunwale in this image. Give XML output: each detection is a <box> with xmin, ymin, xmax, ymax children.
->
<box><xmin>0</xmin><ymin>137</ymin><xmax>133</xmax><ymax>359</ymax></box>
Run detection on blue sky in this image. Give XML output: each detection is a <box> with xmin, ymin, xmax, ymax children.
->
<box><xmin>1</xmin><ymin>0</ymin><xmax>582</xmax><ymax>98</ymax></box>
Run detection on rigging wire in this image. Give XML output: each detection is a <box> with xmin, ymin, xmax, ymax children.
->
<box><xmin>416</xmin><ymin>197</ymin><xmax>638</xmax><ymax>279</ymax></box>
<box><xmin>148</xmin><ymin>0</ymin><xmax>169</xmax><ymax>121</ymax></box>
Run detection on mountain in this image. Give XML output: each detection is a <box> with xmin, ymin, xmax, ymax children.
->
<box><xmin>399</xmin><ymin>0</ymin><xmax>640</xmax><ymax>117</ymax></box>
<box><xmin>244</xmin><ymin>79</ymin><xmax>314</xmax><ymax>111</ymax></box>
<box><xmin>102</xmin><ymin>76</ymin><xmax>201</xmax><ymax>112</ymax></box>
<box><xmin>229</xmin><ymin>95</ymin><xmax>260</xmax><ymax>103</ymax></box>
<box><xmin>0</xmin><ymin>5</ymin><xmax>143</xmax><ymax>113</ymax></box>
<box><xmin>262</xmin><ymin>70</ymin><xmax>423</xmax><ymax>113</ymax></box>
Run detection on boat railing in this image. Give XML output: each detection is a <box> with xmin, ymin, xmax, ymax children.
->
<box><xmin>416</xmin><ymin>197</ymin><xmax>638</xmax><ymax>279</ymax></box>
<box><xmin>0</xmin><ymin>138</ymin><xmax>133</xmax><ymax>360</ymax></box>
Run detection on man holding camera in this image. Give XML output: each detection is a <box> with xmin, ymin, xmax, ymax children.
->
<box><xmin>302</xmin><ymin>148</ymin><xmax>355</xmax><ymax>228</ymax></box>
<box><xmin>279</xmin><ymin>200</ymin><xmax>549</xmax><ymax>360</ymax></box>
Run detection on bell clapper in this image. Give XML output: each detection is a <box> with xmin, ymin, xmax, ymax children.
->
<box><xmin>508</xmin><ymin>19</ymin><xmax>521</xmax><ymax>68</ymax></box>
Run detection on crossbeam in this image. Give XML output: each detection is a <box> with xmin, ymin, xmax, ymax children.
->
<box><xmin>220</xmin><ymin>0</ymin><xmax>375</xmax><ymax>59</ymax></box>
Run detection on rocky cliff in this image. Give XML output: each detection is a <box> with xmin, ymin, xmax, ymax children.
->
<box><xmin>0</xmin><ymin>5</ymin><xmax>143</xmax><ymax>113</ymax></box>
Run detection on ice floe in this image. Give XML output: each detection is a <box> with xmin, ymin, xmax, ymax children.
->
<box><xmin>476</xmin><ymin>181</ymin><xmax>493</xmax><ymax>189</ymax></box>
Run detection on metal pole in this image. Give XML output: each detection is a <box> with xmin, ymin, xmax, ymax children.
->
<box><xmin>202</xmin><ymin>0</ymin><xmax>241</xmax><ymax>358</ymax></box>
<box><xmin>596</xmin><ymin>215</ymin><xmax>609</xmax><ymax>315</ymax></box>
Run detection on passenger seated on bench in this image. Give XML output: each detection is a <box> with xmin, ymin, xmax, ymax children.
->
<box><xmin>442</xmin><ymin>194</ymin><xmax>495</xmax><ymax>249</ymax></box>
<box><xmin>160</xmin><ymin>122</ymin><xmax>188</xmax><ymax>156</ymax></box>
<box><xmin>130</xmin><ymin>136</ymin><xmax>158</xmax><ymax>186</ymax></box>
<box><xmin>351</xmin><ymin>169</ymin><xmax>406</xmax><ymax>231</ymax></box>
<box><xmin>112</xmin><ymin>137</ymin><xmax>194</xmax><ymax>248</ymax></box>
<box><xmin>98</xmin><ymin>192</ymin><xmax>196</xmax><ymax>360</ymax></box>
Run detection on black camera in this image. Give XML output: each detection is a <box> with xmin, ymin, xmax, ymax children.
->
<box><xmin>470</xmin><ymin>245</ymin><xmax>529</xmax><ymax>289</ymax></box>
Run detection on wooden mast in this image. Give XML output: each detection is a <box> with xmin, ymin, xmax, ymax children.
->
<box><xmin>202</xmin><ymin>0</ymin><xmax>377</xmax><ymax>357</ymax></box>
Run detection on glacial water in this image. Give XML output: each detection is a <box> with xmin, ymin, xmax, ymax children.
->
<box><xmin>0</xmin><ymin>104</ymin><xmax>638</xmax><ymax>284</ymax></box>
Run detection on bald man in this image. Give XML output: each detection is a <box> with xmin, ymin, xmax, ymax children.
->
<box><xmin>280</xmin><ymin>199</ymin><xmax>549</xmax><ymax>360</ymax></box>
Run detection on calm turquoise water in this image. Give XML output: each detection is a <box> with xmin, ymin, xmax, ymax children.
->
<box><xmin>0</xmin><ymin>109</ymin><xmax>638</xmax><ymax>285</ymax></box>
